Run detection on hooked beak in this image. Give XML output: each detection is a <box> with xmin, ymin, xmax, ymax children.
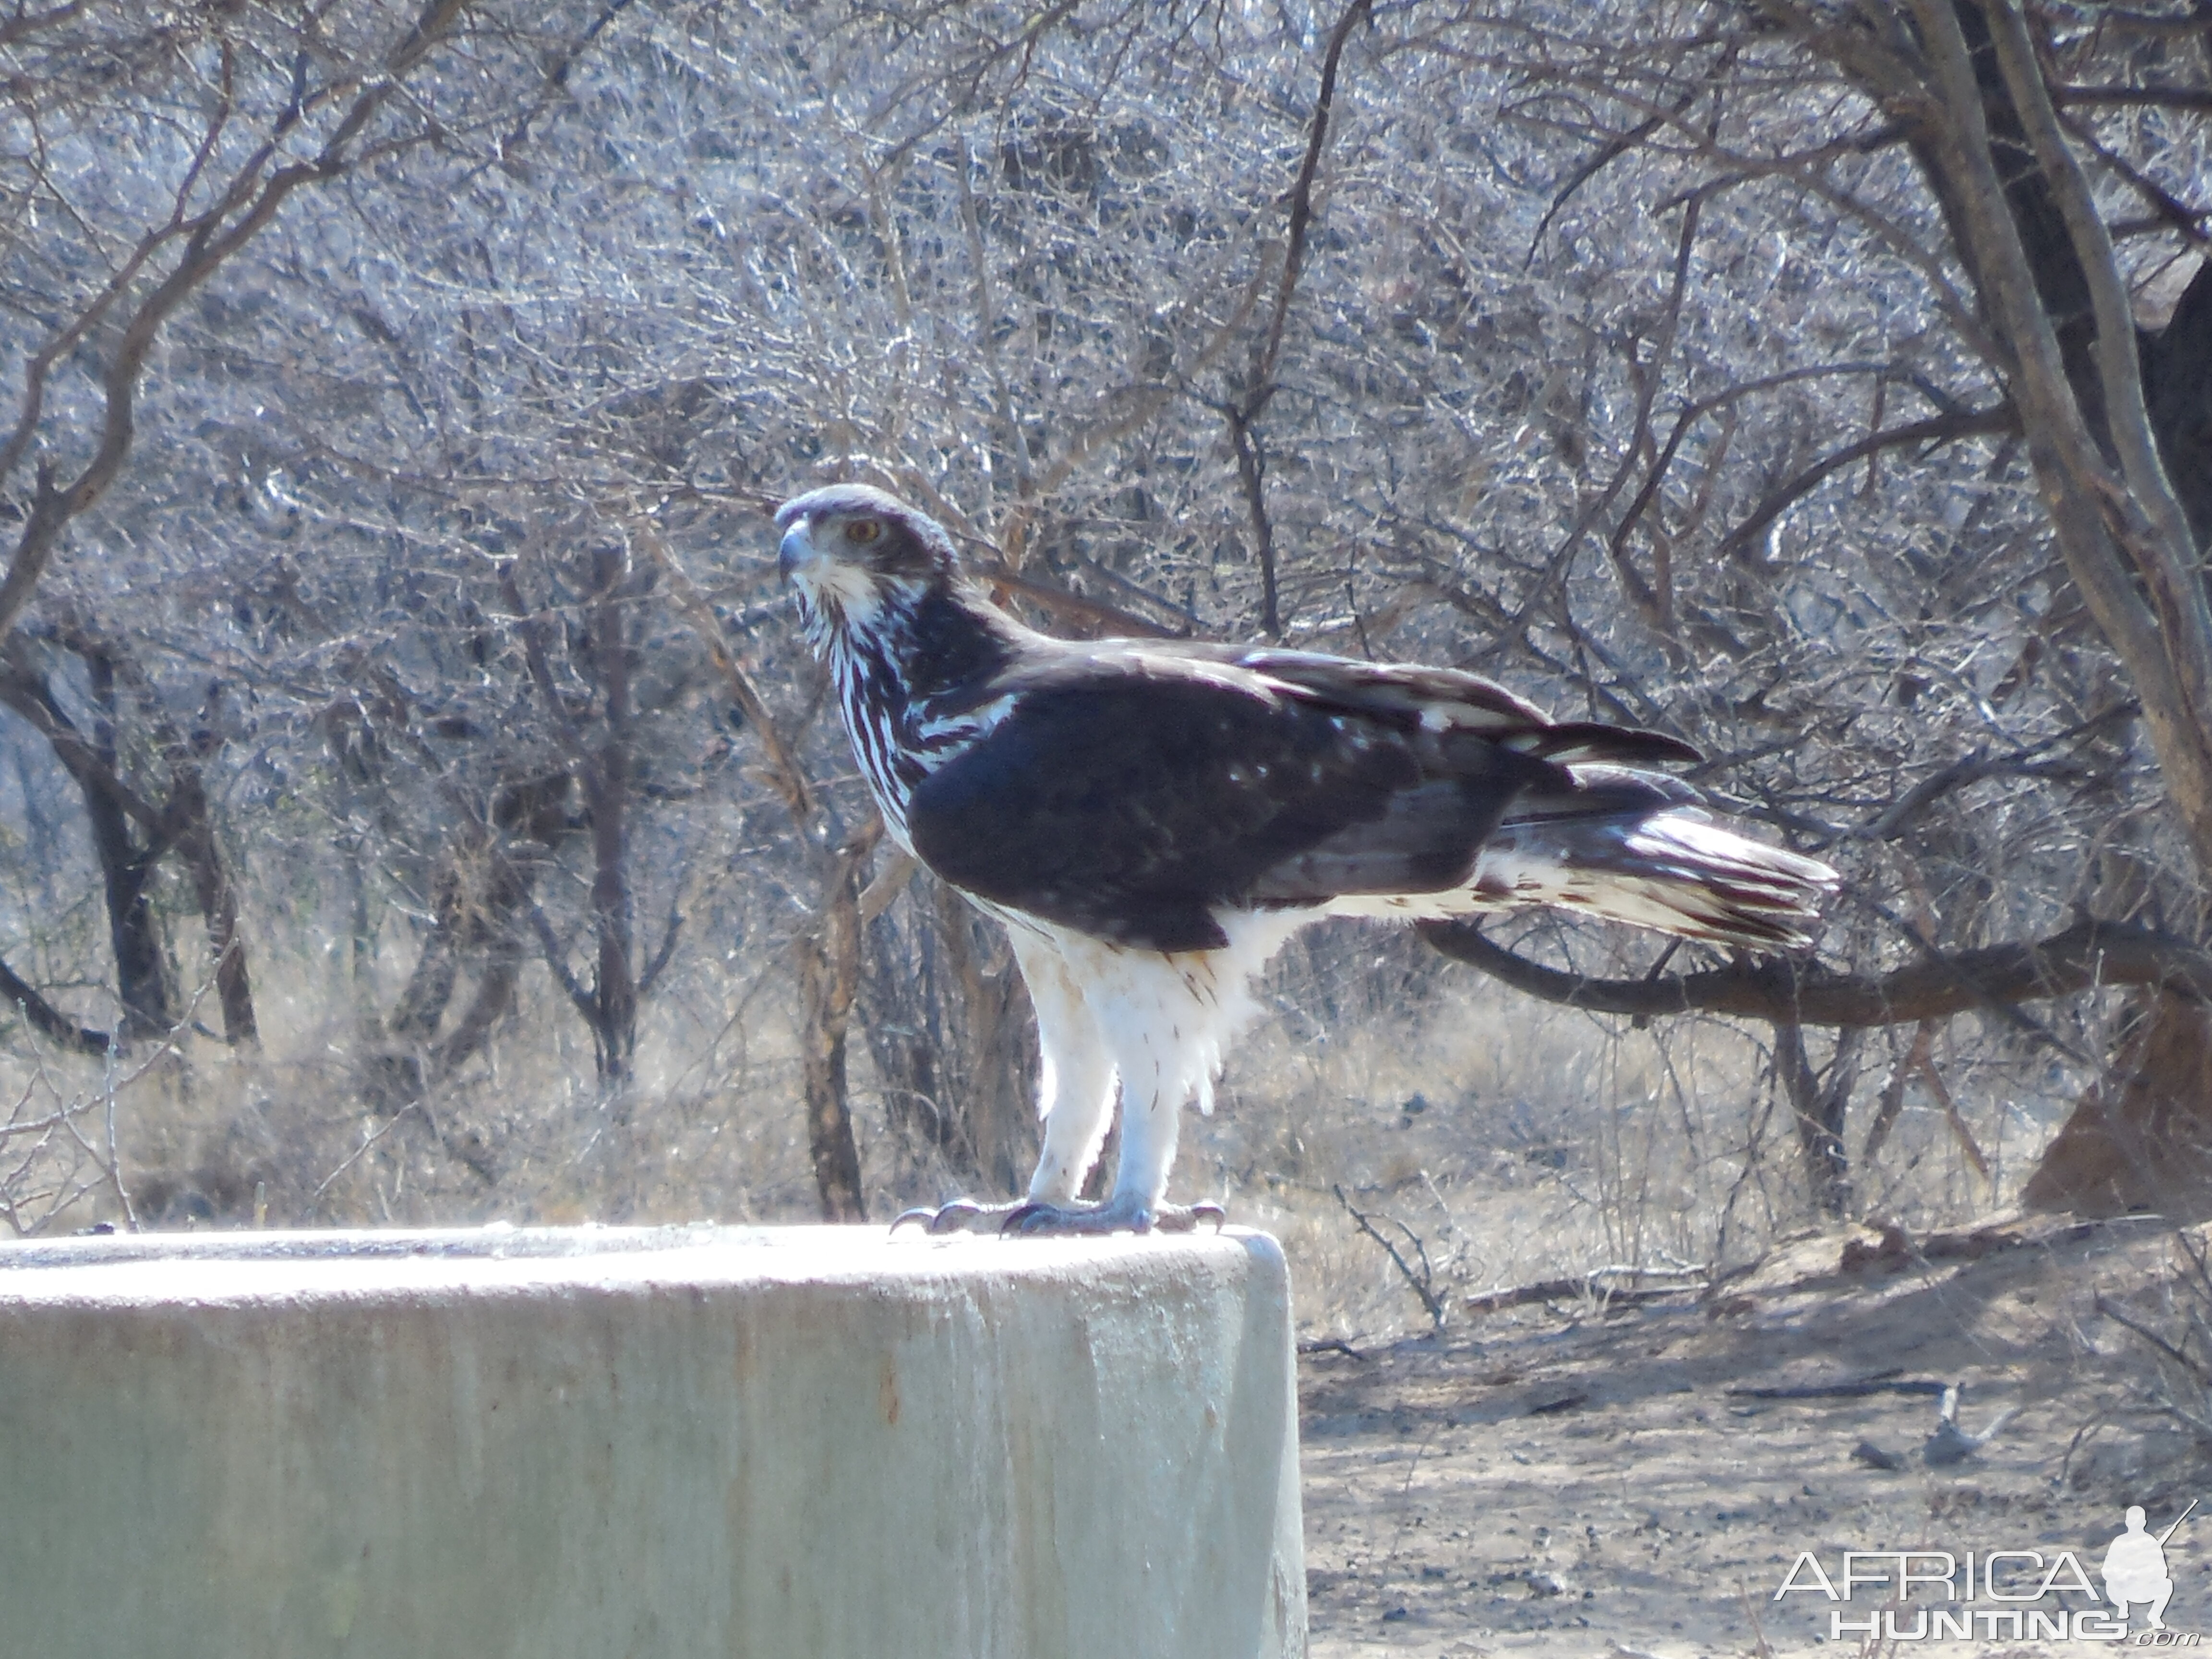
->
<box><xmin>777</xmin><ymin>518</ymin><xmax>813</xmax><ymax>583</ymax></box>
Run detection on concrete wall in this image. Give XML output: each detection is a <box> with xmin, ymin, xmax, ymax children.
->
<box><xmin>0</xmin><ymin>1225</ymin><xmax>1304</xmax><ymax>1659</ymax></box>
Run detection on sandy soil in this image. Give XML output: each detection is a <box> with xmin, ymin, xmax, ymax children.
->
<box><xmin>1296</xmin><ymin>1214</ymin><xmax>2212</xmax><ymax>1657</ymax></box>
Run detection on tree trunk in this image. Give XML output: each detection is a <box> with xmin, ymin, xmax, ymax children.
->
<box><xmin>167</xmin><ymin>767</ymin><xmax>256</xmax><ymax>1045</ymax></box>
<box><xmin>87</xmin><ymin>793</ymin><xmax>172</xmax><ymax>1042</ymax></box>
<box><xmin>797</xmin><ymin>836</ymin><xmax>868</xmax><ymax>1223</ymax></box>
<box><xmin>0</xmin><ymin>655</ymin><xmax>175</xmax><ymax>1042</ymax></box>
<box><xmin>2022</xmin><ymin>992</ymin><xmax>2212</xmax><ymax>1220</ymax></box>
<box><xmin>930</xmin><ymin>878</ymin><xmax>1038</xmax><ymax>1195</ymax></box>
<box><xmin>584</xmin><ymin>544</ymin><xmax>637</xmax><ymax>1086</ymax></box>
<box><xmin>368</xmin><ymin>772</ymin><xmax>573</xmax><ymax>1129</ymax></box>
<box><xmin>1887</xmin><ymin>1</ymin><xmax>2212</xmax><ymax>870</ymax></box>
<box><xmin>1776</xmin><ymin>1020</ymin><xmax>1855</xmax><ymax>1219</ymax></box>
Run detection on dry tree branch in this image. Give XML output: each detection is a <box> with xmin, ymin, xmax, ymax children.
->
<box><xmin>1250</xmin><ymin>0</ymin><xmax>1373</xmax><ymax>401</ymax></box>
<box><xmin>1507</xmin><ymin>49</ymin><xmax>2005</xmax><ymax>361</ymax></box>
<box><xmin>972</xmin><ymin>559</ymin><xmax>1186</xmax><ymax>639</ymax></box>
<box><xmin>1419</xmin><ymin>914</ymin><xmax>2212</xmax><ymax>1028</ymax></box>
<box><xmin>1226</xmin><ymin>406</ymin><xmax>1281</xmax><ymax>639</ymax></box>
<box><xmin>527</xmin><ymin>903</ymin><xmax>598</xmax><ymax>1024</ymax></box>
<box><xmin>1598</xmin><ymin>180</ymin><xmax>1711</xmax><ymax>627</ymax></box>
<box><xmin>629</xmin><ymin>506</ymin><xmax>869</xmax><ymax>1220</ymax></box>
<box><xmin>2056</xmin><ymin>108</ymin><xmax>2212</xmax><ymax>245</ymax></box>
<box><xmin>632</xmin><ymin>514</ymin><xmax>814</xmax><ymax>826</ymax></box>
<box><xmin>0</xmin><ymin>956</ymin><xmax>112</xmax><ymax>1056</ymax></box>
<box><xmin>1713</xmin><ymin>406</ymin><xmax>2018</xmax><ymax>562</ymax></box>
<box><xmin>1911</xmin><ymin>1043</ymin><xmax>1992</xmax><ymax>1186</ymax></box>
<box><xmin>1862</xmin><ymin>1018</ymin><xmax>1938</xmax><ymax>1163</ymax></box>
<box><xmin>1334</xmin><ymin>1180</ymin><xmax>1447</xmax><ymax>1332</ymax></box>
<box><xmin>2056</xmin><ymin>84</ymin><xmax>2212</xmax><ymax>112</ymax></box>
<box><xmin>0</xmin><ymin>3</ymin><xmax>89</xmax><ymax>52</ymax></box>
<box><xmin>1527</xmin><ymin>101</ymin><xmax>1686</xmax><ymax>263</ymax></box>
<box><xmin>498</xmin><ymin>558</ymin><xmax>591</xmax><ymax>763</ymax></box>
<box><xmin>1208</xmin><ymin>0</ymin><xmax>1373</xmax><ymax>640</ymax></box>
<box><xmin>0</xmin><ymin>0</ymin><xmax>477</xmax><ymax>643</ymax></box>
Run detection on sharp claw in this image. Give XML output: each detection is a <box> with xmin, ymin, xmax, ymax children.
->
<box><xmin>926</xmin><ymin>1199</ymin><xmax>984</xmax><ymax>1236</ymax></box>
<box><xmin>1193</xmin><ymin>1202</ymin><xmax>1228</xmax><ymax>1232</ymax></box>
<box><xmin>892</xmin><ymin>1198</ymin><xmax>1031</xmax><ymax>1235</ymax></box>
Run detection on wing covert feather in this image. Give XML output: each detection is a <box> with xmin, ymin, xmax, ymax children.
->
<box><xmin>906</xmin><ymin>667</ymin><xmax>1554</xmax><ymax>950</ymax></box>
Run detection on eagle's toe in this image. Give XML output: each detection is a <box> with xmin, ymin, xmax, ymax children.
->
<box><xmin>1000</xmin><ymin>1200</ymin><xmax>1127</xmax><ymax>1236</ymax></box>
<box><xmin>998</xmin><ymin>1197</ymin><xmax>1229</xmax><ymax>1236</ymax></box>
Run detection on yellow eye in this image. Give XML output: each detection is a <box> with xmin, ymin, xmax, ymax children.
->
<box><xmin>843</xmin><ymin>518</ymin><xmax>881</xmax><ymax>545</ymax></box>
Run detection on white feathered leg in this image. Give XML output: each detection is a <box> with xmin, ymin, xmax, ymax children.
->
<box><xmin>909</xmin><ymin>911</ymin><xmax>1300</xmax><ymax>1237</ymax></box>
<box><xmin>1095</xmin><ymin>1023</ymin><xmax>1203</xmax><ymax>1229</ymax></box>
<box><xmin>891</xmin><ymin>925</ymin><xmax>1119</xmax><ymax>1233</ymax></box>
<box><xmin>1002</xmin><ymin>928</ymin><xmax>1296</xmax><ymax>1236</ymax></box>
<box><xmin>1003</xmin><ymin>940</ymin><xmax>1207</xmax><ymax>1234</ymax></box>
<box><xmin>1017</xmin><ymin>940</ymin><xmax>1118</xmax><ymax>1205</ymax></box>
<box><xmin>1005</xmin><ymin>1029</ymin><xmax>1219</xmax><ymax>1234</ymax></box>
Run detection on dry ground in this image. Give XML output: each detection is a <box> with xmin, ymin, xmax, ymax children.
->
<box><xmin>1295</xmin><ymin>1214</ymin><xmax>2212</xmax><ymax>1657</ymax></box>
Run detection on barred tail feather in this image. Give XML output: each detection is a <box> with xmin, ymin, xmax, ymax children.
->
<box><xmin>1466</xmin><ymin>807</ymin><xmax>1839</xmax><ymax>950</ymax></box>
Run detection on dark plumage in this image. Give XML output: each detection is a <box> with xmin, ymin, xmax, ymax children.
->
<box><xmin>907</xmin><ymin>649</ymin><xmax>1697</xmax><ymax>952</ymax></box>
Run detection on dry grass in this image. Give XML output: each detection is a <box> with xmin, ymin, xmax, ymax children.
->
<box><xmin>0</xmin><ymin>919</ymin><xmax>2083</xmax><ymax>1344</ymax></box>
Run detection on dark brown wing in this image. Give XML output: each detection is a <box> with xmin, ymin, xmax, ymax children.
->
<box><xmin>1227</xmin><ymin>649</ymin><xmax>1703</xmax><ymax>767</ymax></box>
<box><xmin>906</xmin><ymin>647</ymin><xmax>1567</xmax><ymax>951</ymax></box>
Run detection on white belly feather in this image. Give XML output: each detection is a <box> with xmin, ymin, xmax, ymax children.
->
<box><xmin>997</xmin><ymin>904</ymin><xmax>1316</xmax><ymax>1118</ymax></box>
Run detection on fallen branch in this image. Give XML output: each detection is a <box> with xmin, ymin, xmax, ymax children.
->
<box><xmin>1726</xmin><ymin>1374</ymin><xmax>1948</xmax><ymax>1401</ymax></box>
<box><xmin>1462</xmin><ymin>1272</ymin><xmax>1707</xmax><ymax>1317</ymax></box>
<box><xmin>1297</xmin><ymin>1336</ymin><xmax>1368</xmax><ymax>1361</ymax></box>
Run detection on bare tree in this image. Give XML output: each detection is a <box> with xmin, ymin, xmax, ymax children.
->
<box><xmin>0</xmin><ymin>2</ymin><xmax>620</xmax><ymax>1056</ymax></box>
<box><xmin>1379</xmin><ymin>0</ymin><xmax>2212</xmax><ymax>1211</ymax></box>
<box><xmin>2</xmin><ymin>0</ymin><xmax>2206</xmax><ymax>1242</ymax></box>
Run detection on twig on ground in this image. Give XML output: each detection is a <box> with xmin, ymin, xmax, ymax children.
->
<box><xmin>1739</xmin><ymin>1577</ymin><xmax>1777</xmax><ymax>1659</ymax></box>
<box><xmin>1727</xmin><ymin>1374</ymin><xmax>1946</xmax><ymax>1401</ymax></box>
<box><xmin>1298</xmin><ymin>1336</ymin><xmax>1368</xmax><ymax>1361</ymax></box>
<box><xmin>1465</xmin><ymin>1271</ymin><xmax>1710</xmax><ymax>1317</ymax></box>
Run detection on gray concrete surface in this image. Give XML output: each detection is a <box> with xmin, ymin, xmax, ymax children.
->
<box><xmin>0</xmin><ymin>1224</ymin><xmax>1304</xmax><ymax>1659</ymax></box>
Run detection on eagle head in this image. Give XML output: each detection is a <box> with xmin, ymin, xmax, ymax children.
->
<box><xmin>776</xmin><ymin>484</ymin><xmax>960</xmax><ymax>645</ymax></box>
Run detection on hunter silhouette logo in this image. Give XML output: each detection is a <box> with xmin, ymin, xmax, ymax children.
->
<box><xmin>1773</xmin><ymin>1497</ymin><xmax>2201</xmax><ymax>1642</ymax></box>
<box><xmin>2104</xmin><ymin>1500</ymin><xmax>2193</xmax><ymax>1633</ymax></box>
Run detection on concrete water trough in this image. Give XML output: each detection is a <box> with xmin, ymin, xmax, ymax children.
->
<box><xmin>0</xmin><ymin>1224</ymin><xmax>1304</xmax><ymax>1659</ymax></box>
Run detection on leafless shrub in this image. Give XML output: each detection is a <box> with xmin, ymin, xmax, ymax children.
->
<box><xmin>0</xmin><ymin>1</ymin><xmax>2201</xmax><ymax>1320</ymax></box>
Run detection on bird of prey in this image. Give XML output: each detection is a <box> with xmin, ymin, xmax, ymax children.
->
<box><xmin>775</xmin><ymin>483</ymin><xmax>1837</xmax><ymax>1235</ymax></box>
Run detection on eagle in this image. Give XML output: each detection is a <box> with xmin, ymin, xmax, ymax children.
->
<box><xmin>775</xmin><ymin>483</ymin><xmax>1837</xmax><ymax>1235</ymax></box>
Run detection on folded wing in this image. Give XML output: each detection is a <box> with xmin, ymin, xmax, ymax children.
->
<box><xmin>906</xmin><ymin>643</ymin><xmax>1696</xmax><ymax>952</ymax></box>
